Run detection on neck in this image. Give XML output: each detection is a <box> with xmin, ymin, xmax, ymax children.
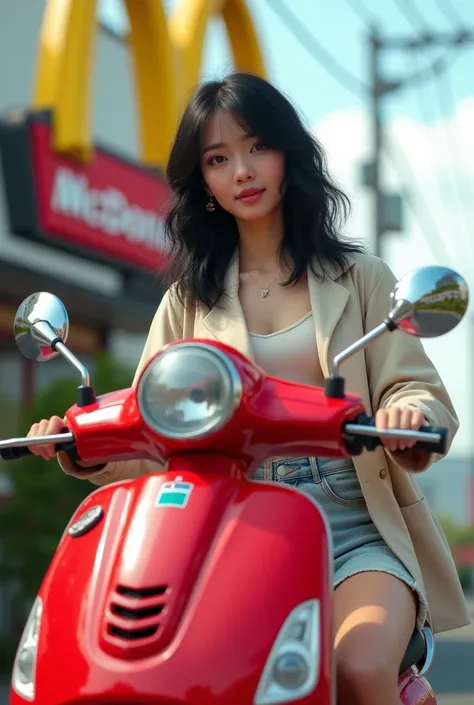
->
<box><xmin>237</xmin><ymin>206</ymin><xmax>285</xmax><ymax>273</ymax></box>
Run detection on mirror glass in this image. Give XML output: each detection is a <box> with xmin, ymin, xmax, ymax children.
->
<box><xmin>14</xmin><ymin>292</ymin><xmax>69</xmax><ymax>362</ymax></box>
<box><xmin>389</xmin><ymin>266</ymin><xmax>469</xmax><ymax>338</ymax></box>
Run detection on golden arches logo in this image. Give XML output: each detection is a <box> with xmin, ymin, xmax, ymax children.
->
<box><xmin>33</xmin><ymin>0</ymin><xmax>266</xmax><ymax>168</ymax></box>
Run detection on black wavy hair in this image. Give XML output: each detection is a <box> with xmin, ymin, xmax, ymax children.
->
<box><xmin>164</xmin><ymin>72</ymin><xmax>364</xmax><ymax>309</ymax></box>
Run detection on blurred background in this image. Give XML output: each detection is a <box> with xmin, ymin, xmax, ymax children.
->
<box><xmin>0</xmin><ymin>0</ymin><xmax>473</xmax><ymax>702</ymax></box>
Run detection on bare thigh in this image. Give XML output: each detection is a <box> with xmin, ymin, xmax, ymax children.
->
<box><xmin>334</xmin><ymin>571</ymin><xmax>417</xmax><ymax>700</ymax></box>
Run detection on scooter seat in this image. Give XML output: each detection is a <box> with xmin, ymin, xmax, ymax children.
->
<box><xmin>399</xmin><ymin>628</ymin><xmax>426</xmax><ymax>676</ymax></box>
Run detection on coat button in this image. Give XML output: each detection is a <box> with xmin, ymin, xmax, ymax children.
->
<box><xmin>379</xmin><ymin>469</ymin><xmax>387</xmax><ymax>480</ymax></box>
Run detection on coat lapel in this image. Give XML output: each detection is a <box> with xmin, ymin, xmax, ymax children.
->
<box><xmin>199</xmin><ymin>251</ymin><xmax>354</xmax><ymax>376</ymax></box>
<box><xmin>306</xmin><ymin>262</ymin><xmax>351</xmax><ymax>377</ymax></box>
<box><xmin>200</xmin><ymin>252</ymin><xmax>254</xmax><ymax>360</ymax></box>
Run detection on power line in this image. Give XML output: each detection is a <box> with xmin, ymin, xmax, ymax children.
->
<box><xmin>265</xmin><ymin>0</ymin><xmax>465</xmax><ymax>264</ymax></box>
<box><xmin>395</xmin><ymin>11</ymin><xmax>469</xmax><ymax>262</ymax></box>
<box><xmin>406</xmin><ymin>48</ymin><xmax>460</xmax><ymax>245</ymax></box>
<box><xmin>390</xmin><ymin>4</ymin><xmax>473</xmax><ymax>260</ymax></box>
<box><xmin>388</xmin><ymin>1</ymin><xmax>462</xmax><ymax>85</ymax></box>
<box><xmin>434</xmin><ymin>0</ymin><xmax>471</xmax><ymax>27</ymax></box>
<box><xmin>397</xmin><ymin>51</ymin><xmax>452</xmax><ymax>90</ymax></box>
<box><xmin>344</xmin><ymin>0</ymin><xmax>379</xmax><ymax>25</ymax></box>
<box><xmin>266</xmin><ymin>0</ymin><xmax>457</xmax><ymax>103</ymax></box>
<box><xmin>265</xmin><ymin>0</ymin><xmax>474</xmax><ymax>319</ymax></box>
<box><xmin>382</xmin><ymin>135</ymin><xmax>459</xmax><ymax>266</ymax></box>
<box><xmin>431</xmin><ymin>60</ymin><xmax>474</xmax><ymax>260</ymax></box>
<box><xmin>267</xmin><ymin>0</ymin><xmax>474</xmax><ymax>328</ymax></box>
<box><xmin>370</xmin><ymin>22</ymin><xmax>472</xmax><ymax>271</ymax></box>
<box><xmin>265</xmin><ymin>0</ymin><xmax>366</xmax><ymax>98</ymax></box>
<box><xmin>393</xmin><ymin>2</ymin><xmax>474</xmax><ymax>260</ymax></box>
<box><xmin>392</xmin><ymin>0</ymin><xmax>431</xmax><ymax>30</ymax></box>
<box><xmin>348</xmin><ymin>0</ymin><xmax>472</xmax><ymax>33</ymax></box>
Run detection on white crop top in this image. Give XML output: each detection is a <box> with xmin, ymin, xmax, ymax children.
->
<box><xmin>249</xmin><ymin>312</ymin><xmax>325</xmax><ymax>387</ymax></box>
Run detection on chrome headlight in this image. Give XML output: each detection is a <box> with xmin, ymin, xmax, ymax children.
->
<box><xmin>255</xmin><ymin>600</ymin><xmax>320</xmax><ymax>704</ymax></box>
<box><xmin>137</xmin><ymin>343</ymin><xmax>242</xmax><ymax>440</ymax></box>
<box><xmin>12</xmin><ymin>596</ymin><xmax>43</xmax><ymax>701</ymax></box>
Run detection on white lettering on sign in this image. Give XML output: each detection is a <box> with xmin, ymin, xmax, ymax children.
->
<box><xmin>50</xmin><ymin>166</ymin><xmax>168</xmax><ymax>251</ymax></box>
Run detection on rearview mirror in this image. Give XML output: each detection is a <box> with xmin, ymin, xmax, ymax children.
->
<box><xmin>13</xmin><ymin>292</ymin><xmax>69</xmax><ymax>362</ymax></box>
<box><xmin>388</xmin><ymin>266</ymin><xmax>469</xmax><ymax>338</ymax></box>
<box><xmin>326</xmin><ymin>264</ymin><xmax>469</xmax><ymax>398</ymax></box>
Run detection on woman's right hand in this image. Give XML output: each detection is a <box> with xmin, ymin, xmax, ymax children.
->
<box><xmin>26</xmin><ymin>415</ymin><xmax>66</xmax><ymax>460</ymax></box>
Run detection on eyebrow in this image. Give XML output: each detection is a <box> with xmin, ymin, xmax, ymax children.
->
<box><xmin>201</xmin><ymin>133</ymin><xmax>256</xmax><ymax>155</ymax></box>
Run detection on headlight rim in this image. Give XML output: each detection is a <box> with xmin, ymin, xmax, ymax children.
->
<box><xmin>136</xmin><ymin>342</ymin><xmax>243</xmax><ymax>440</ymax></box>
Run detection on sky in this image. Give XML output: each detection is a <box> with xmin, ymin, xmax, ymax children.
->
<box><xmin>99</xmin><ymin>0</ymin><xmax>474</xmax><ymax>456</ymax></box>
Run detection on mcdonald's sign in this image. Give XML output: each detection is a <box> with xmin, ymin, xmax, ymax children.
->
<box><xmin>0</xmin><ymin>0</ymin><xmax>265</xmax><ymax>274</ymax></box>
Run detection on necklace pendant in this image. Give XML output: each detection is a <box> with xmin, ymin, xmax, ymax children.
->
<box><xmin>261</xmin><ymin>288</ymin><xmax>270</xmax><ymax>298</ymax></box>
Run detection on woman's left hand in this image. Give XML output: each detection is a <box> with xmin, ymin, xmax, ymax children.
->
<box><xmin>375</xmin><ymin>407</ymin><xmax>427</xmax><ymax>453</ymax></box>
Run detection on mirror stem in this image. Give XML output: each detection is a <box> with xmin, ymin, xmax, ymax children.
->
<box><xmin>53</xmin><ymin>341</ymin><xmax>96</xmax><ymax>406</ymax></box>
<box><xmin>325</xmin><ymin>319</ymin><xmax>395</xmax><ymax>398</ymax></box>
<box><xmin>53</xmin><ymin>341</ymin><xmax>91</xmax><ymax>387</ymax></box>
<box><xmin>330</xmin><ymin>320</ymin><xmax>392</xmax><ymax>378</ymax></box>
<box><xmin>31</xmin><ymin>321</ymin><xmax>96</xmax><ymax>407</ymax></box>
<box><xmin>30</xmin><ymin>319</ymin><xmax>89</xmax><ymax>383</ymax></box>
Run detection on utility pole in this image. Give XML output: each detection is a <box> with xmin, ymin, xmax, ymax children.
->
<box><xmin>364</xmin><ymin>26</ymin><xmax>474</xmax><ymax>260</ymax></box>
<box><xmin>365</xmin><ymin>25</ymin><xmax>403</xmax><ymax>259</ymax></box>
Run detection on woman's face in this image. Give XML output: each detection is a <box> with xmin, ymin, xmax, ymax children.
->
<box><xmin>200</xmin><ymin>110</ymin><xmax>285</xmax><ymax>222</ymax></box>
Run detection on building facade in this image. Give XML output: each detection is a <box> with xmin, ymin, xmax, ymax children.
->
<box><xmin>0</xmin><ymin>2</ymin><xmax>170</xmax><ymax>429</ymax></box>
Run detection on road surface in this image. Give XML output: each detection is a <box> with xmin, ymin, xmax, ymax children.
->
<box><xmin>432</xmin><ymin>608</ymin><xmax>474</xmax><ymax>704</ymax></box>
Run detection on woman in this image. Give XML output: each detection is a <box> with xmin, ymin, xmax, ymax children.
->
<box><xmin>27</xmin><ymin>73</ymin><xmax>469</xmax><ymax>705</ymax></box>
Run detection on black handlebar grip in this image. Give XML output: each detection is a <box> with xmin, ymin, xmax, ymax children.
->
<box><xmin>406</xmin><ymin>425</ymin><xmax>448</xmax><ymax>454</ymax></box>
<box><xmin>0</xmin><ymin>446</ymin><xmax>34</xmax><ymax>461</ymax></box>
<box><xmin>346</xmin><ymin>415</ymin><xmax>448</xmax><ymax>455</ymax></box>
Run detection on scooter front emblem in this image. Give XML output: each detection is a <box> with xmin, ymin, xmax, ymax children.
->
<box><xmin>68</xmin><ymin>505</ymin><xmax>104</xmax><ymax>537</ymax></box>
<box><xmin>155</xmin><ymin>476</ymin><xmax>194</xmax><ymax>508</ymax></box>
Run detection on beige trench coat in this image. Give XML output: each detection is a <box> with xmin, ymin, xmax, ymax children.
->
<box><xmin>59</xmin><ymin>251</ymin><xmax>470</xmax><ymax>634</ymax></box>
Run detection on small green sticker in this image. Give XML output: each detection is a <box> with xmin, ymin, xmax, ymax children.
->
<box><xmin>155</xmin><ymin>477</ymin><xmax>194</xmax><ymax>509</ymax></box>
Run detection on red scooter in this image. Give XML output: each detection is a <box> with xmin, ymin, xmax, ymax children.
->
<box><xmin>1</xmin><ymin>265</ymin><xmax>468</xmax><ymax>705</ymax></box>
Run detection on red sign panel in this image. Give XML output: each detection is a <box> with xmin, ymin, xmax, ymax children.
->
<box><xmin>0</xmin><ymin>113</ymin><xmax>172</xmax><ymax>273</ymax></box>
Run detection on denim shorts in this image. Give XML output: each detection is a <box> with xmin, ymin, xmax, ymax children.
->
<box><xmin>252</xmin><ymin>456</ymin><xmax>427</xmax><ymax>630</ymax></box>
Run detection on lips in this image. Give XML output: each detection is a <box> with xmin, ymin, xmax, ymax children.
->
<box><xmin>237</xmin><ymin>187</ymin><xmax>265</xmax><ymax>199</ymax></box>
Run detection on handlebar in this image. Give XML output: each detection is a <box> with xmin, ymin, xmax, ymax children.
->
<box><xmin>0</xmin><ymin>418</ymin><xmax>448</xmax><ymax>463</ymax></box>
<box><xmin>0</xmin><ymin>432</ymin><xmax>79</xmax><ymax>462</ymax></box>
<box><xmin>343</xmin><ymin>414</ymin><xmax>447</xmax><ymax>455</ymax></box>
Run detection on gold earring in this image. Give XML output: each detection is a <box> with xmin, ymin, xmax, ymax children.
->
<box><xmin>206</xmin><ymin>195</ymin><xmax>216</xmax><ymax>212</ymax></box>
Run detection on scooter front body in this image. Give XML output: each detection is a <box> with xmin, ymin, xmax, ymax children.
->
<box><xmin>11</xmin><ymin>467</ymin><xmax>333</xmax><ymax>704</ymax></box>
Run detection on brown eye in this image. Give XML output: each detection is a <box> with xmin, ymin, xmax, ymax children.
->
<box><xmin>208</xmin><ymin>155</ymin><xmax>226</xmax><ymax>165</ymax></box>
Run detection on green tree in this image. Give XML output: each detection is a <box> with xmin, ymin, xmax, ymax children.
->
<box><xmin>438</xmin><ymin>516</ymin><xmax>474</xmax><ymax>591</ymax></box>
<box><xmin>438</xmin><ymin>515</ymin><xmax>474</xmax><ymax>546</ymax></box>
<box><xmin>0</xmin><ymin>352</ymin><xmax>133</xmax><ymax>669</ymax></box>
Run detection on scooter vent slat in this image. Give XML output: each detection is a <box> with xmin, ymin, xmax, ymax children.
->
<box><xmin>111</xmin><ymin>603</ymin><xmax>164</xmax><ymax>620</ymax></box>
<box><xmin>108</xmin><ymin>624</ymin><xmax>157</xmax><ymax>640</ymax></box>
<box><xmin>116</xmin><ymin>584</ymin><xmax>168</xmax><ymax>598</ymax></box>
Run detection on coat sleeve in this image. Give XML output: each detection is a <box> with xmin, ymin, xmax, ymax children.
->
<box><xmin>363</xmin><ymin>257</ymin><xmax>459</xmax><ymax>472</ymax></box>
<box><xmin>57</xmin><ymin>287</ymin><xmax>184</xmax><ymax>485</ymax></box>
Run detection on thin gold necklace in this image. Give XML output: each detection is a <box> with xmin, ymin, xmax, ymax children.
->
<box><xmin>247</xmin><ymin>268</ymin><xmax>282</xmax><ymax>298</ymax></box>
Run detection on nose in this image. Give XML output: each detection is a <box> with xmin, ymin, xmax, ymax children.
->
<box><xmin>234</xmin><ymin>156</ymin><xmax>254</xmax><ymax>183</ymax></box>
